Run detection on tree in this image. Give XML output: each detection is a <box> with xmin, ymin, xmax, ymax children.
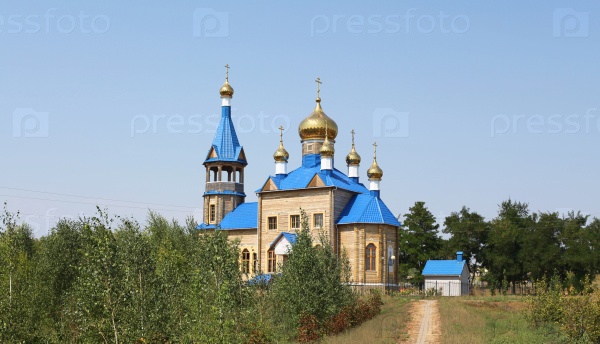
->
<box><xmin>521</xmin><ymin>212</ymin><xmax>562</xmax><ymax>281</ymax></box>
<box><xmin>560</xmin><ymin>212</ymin><xmax>600</xmax><ymax>289</ymax></box>
<box><xmin>442</xmin><ymin>206</ymin><xmax>488</xmax><ymax>281</ymax></box>
<box><xmin>271</xmin><ymin>209</ymin><xmax>353</xmax><ymax>338</ymax></box>
<box><xmin>398</xmin><ymin>201</ymin><xmax>442</xmax><ymax>284</ymax></box>
<box><xmin>144</xmin><ymin>211</ymin><xmax>195</xmax><ymax>342</ymax></box>
<box><xmin>484</xmin><ymin>200</ymin><xmax>531</xmax><ymax>293</ymax></box>
<box><xmin>0</xmin><ymin>204</ymin><xmax>39</xmax><ymax>342</ymax></box>
<box><xmin>187</xmin><ymin>227</ymin><xmax>246</xmax><ymax>343</ymax></box>
<box><xmin>35</xmin><ymin>218</ymin><xmax>85</xmax><ymax>341</ymax></box>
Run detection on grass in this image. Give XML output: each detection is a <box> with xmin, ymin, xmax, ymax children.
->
<box><xmin>438</xmin><ymin>295</ymin><xmax>569</xmax><ymax>344</ymax></box>
<box><xmin>322</xmin><ymin>295</ymin><xmax>414</xmax><ymax>344</ymax></box>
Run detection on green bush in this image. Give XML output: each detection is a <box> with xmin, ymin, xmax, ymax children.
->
<box><xmin>529</xmin><ymin>275</ymin><xmax>600</xmax><ymax>342</ymax></box>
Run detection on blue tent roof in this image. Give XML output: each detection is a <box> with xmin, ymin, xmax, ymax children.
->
<box><xmin>269</xmin><ymin>232</ymin><xmax>297</xmax><ymax>248</ymax></box>
<box><xmin>337</xmin><ymin>194</ymin><xmax>401</xmax><ymax>226</ymax></box>
<box><xmin>196</xmin><ymin>202</ymin><xmax>257</xmax><ymax>230</ymax></box>
<box><xmin>256</xmin><ymin>155</ymin><xmax>369</xmax><ymax>194</ymax></box>
<box><xmin>422</xmin><ymin>259</ymin><xmax>467</xmax><ymax>276</ymax></box>
<box><xmin>204</xmin><ymin>106</ymin><xmax>246</xmax><ymax>164</ymax></box>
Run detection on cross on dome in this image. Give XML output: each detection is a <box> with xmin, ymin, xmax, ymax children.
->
<box><xmin>315</xmin><ymin>77</ymin><xmax>322</xmax><ymax>98</ymax></box>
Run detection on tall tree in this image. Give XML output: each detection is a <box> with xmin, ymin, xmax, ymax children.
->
<box><xmin>521</xmin><ymin>212</ymin><xmax>563</xmax><ymax>281</ymax></box>
<box><xmin>187</xmin><ymin>227</ymin><xmax>246</xmax><ymax>343</ymax></box>
<box><xmin>398</xmin><ymin>201</ymin><xmax>442</xmax><ymax>284</ymax></box>
<box><xmin>35</xmin><ymin>218</ymin><xmax>85</xmax><ymax>341</ymax></box>
<box><xmin>560</xmin><ymin>211</ymin><xmax>599</xmax><ymax>287</ymax></box>
<box><xmin>0</xmin><ymin>204</ymin><xmax>39</xmax><ymax>342</ymax></box>
<box><xmin>442</xmin><ymin>206</ymin><xmax>488</xmax><ymax>280</ymax></box>
<box><xmin>145</xmin><ymin>211</ymin><xmax>195</xmax><ymax>342</ymax></box>
<box><xmin>271</xmin><ymin>209</ymin><xmax>353</xmax><ymax>338</ymax></box>
<box><xmin>484</xmin><ymin>200</ymin><xmax>531</xmax><ymax>293</ymax></box>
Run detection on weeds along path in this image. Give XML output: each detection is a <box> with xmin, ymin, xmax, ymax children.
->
<box><xmin>402</xmin><ymin>300</ymin><xmax>441</xmax><ymax>344</ymax></box>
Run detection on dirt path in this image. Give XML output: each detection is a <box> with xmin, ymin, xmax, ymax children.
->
<box><xmin>401</xmin><ymin>300</ymin><xmax>441</xmax><ymax>344</ymax></box>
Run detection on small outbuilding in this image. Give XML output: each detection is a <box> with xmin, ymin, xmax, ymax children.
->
<box><xmin>422</xmin><ymin>251</ymin><xmax>469</xmax><ymax>296</ymax></box>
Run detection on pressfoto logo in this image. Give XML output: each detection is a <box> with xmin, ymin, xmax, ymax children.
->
<box><xmin>0</xmin><ymin>8</ymin><xmax>110</xmax><ymax>34</ymax></box>
<box><xmin>490</xmin><ymin>108</ymin><xmax>599</xmax><ymax>137</ymax></box>
<box><xmin>373</xmin><ymin>108</ymin><xmax>409</xmax><ymax>138</ymax></box>
<box><xmin>193</xmin><ymin>8</ymin><xmax>229</xmax><ymax>37</ymax></box>
<box><xmin>13</xmin><ymin>108</ymin><xmax>49</xmax><ymax>138</ymax></box>
<box><xmin>553</xmin><ymin>8</ymin><xmax>589</xmax><ymax>38</ymax></box>
<box><xmin>130</xmin><ymin>112</ymin><xmax>290</xmax><ymax>137</ymax></box>
<box><xmin>311</xmin><ymin>10</ymin><xmax>470</xmax><ymax>37</ymax></box>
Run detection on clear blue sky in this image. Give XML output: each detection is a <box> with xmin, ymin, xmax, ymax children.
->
<box><xmin>2</xmin><ymin>1</ymin><xmax>599</xmax><ymax>237</ymax></box>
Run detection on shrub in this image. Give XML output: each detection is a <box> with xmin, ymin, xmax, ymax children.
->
<box><xmin>297</xmin><ymin>313</ymin><xmax>320</xmax><ymax>342</ymax></box>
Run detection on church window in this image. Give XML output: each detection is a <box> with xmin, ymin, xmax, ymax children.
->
<box><xmin>268</xmin><ymin>216</ymin><xmax>277</xmax><ymax>230</ymax></box>
<box><xmin>290</xmin><ymin>215</ymin><xmax>300</xmax><ymax>230</ymax></box>
<box><xmin>241</xmin><ymin>249</ymin><xmax>250</xmax><ymax>273</ymax></box>
<box><xmin>313</xmin><ymin>213</ymin><xmax>323</xmax><ymax>228</ymax></box>
<box><xmin>366</xmin><ymin>244</ymin><xmax>376</xmax><ymax>271</ymax></box>
<box><xmin>209</xmin><ymin>204</ymin><xmax>216</xmax><ymax>223</ymax></box>
<box><xmin>253</xmin><ymin>252</ymin><xmax>258</xmax><ymax>273</ymax></box>
<box><xmin>268</xmin><ymin>250</ymin><xmax>277</xmax><ymax>272</ymax></box>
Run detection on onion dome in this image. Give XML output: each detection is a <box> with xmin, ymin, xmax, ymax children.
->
<box><xmin>219</xmin><ymin>80</ymin><xmax>234</xmax><ymax>97</ymax></box>
<box><xmin>273</xmin><ymin>142</ymin><xmax>289</xmax><ymax>162</ymax></box>
<box><xmin>298</xmin><ymin>78</ymin><xmax>337</xmax><ymax>141</ymax></box>
<box><xmin>346</xmin><ymin>129</ymin><xmax>361</xmax><ymax>165</ymax></box>
<box><xmin>320</xmin><ymin>123</ymin><xmax>335</xmax><ymax>157</ymax></box>
<box><xmin>367</xmin><ymin>160</ymin><xmax>383</xmax><ymax>180</ymax></box>
<box><xmin>367</xmin><ymin>142</ymin><xmax>383</xmax><ymax>180</ymax></box>
<box><xmin>220</xmin><ymin>64</ymin><xmax>234</xmax><ymax>97</ymax></box>
<box><xmin>346</xmin><ymin>146</ymin><xmax>361</xmax><ymax>165</ymax></box>
<box><xmin>273</xmin><ymin>127</ymin><xmax>289</xmax><ymax>162</ymax></box>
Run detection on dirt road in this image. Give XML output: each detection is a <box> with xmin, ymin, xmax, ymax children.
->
<box><xmin>402</xmin><ymin>300</ymin><xmax>440</xmax><ymax>344</ymax></box>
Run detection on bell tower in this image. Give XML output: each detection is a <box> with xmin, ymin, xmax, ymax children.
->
<box><xmin>202</xmin><ymin>64</ymin><xmax>247</xmax><ymax>226</ymax></box>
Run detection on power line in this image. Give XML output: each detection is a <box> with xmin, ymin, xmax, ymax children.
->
<box><xmin>0</xmin><ymin>186</ymin><xmax>197</xmax><ymax>209</ymax></box>
<box><xmin>1</xmin><ymin>194</ymin><xmax>198</xmax><ymax>214</ymax></box>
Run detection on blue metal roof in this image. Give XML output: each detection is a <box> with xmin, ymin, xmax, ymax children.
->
<box><xmin>204</xmin><ymin>106</ymin><xmax>246</xmax><ymax>164</ymax></box>
<box><xmin>256</xmin><ymin>155</ymin><xmax>369</xmax><ymax>194</ymax></box>
<box><xmin>422</xmin><ymin>259</ymin><xmax>467</xmax><ymax>276</ymax></box>
<box><xmin>197</xmin><ymin>223</ymin><xmax>216</xmax><ymax>230</ymax></box>
<box><xmin>196</xmin><ymin>202</ymin><xmax>257</xmax><ymax>230</ymax></box>
<box><xmin>337</xmin><ymin>194</ymin><xmax>401</xmax><ymax>226</ymax></box>
<box><xmin>218</xmin><ymin>202</ymin><xmax>257</xmax><ymax>229</ymax></box>
<box><xmin>269</xmin><ymin>232</ymin><xmax>297</xmax><ymax>249</ymax></box>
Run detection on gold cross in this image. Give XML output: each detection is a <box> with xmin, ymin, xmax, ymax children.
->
<box><xmin>315</xmin><ymin>77</ymin><xmax>322</xmax><ymax>98</ymax></box>
<box><xmin>351</xmin><ymin>129</ymin><xmax>355</xmax><ymax>145</ymax></box>
<box><xmin>225</xmin><ymin>64</ymin><xmax>230</xmax><ymax>81</ymax></box>
<box><xmin>373</xmin><ymin>142</ymin><xmax>377</xmax><ymax>158</ymax></box>
<box><xmin>278</xmin><ymin>125</ymin><xmax>284</xmax><ymax>142</ymax></box>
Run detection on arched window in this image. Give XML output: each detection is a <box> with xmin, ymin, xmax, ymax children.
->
<box><xmin>268</xmin><ymin>250</ymin><xmax>277</xmax><ymax>273</ymax></box>
<box><xmin>365</xmin><ymin>244</ymin><xmax>376</xmax><ymax>271</ymax></box>
<box><xmin>241</xmin><ymin>249</ymin><xmax>250</xmax><ymax>273</ymax></box>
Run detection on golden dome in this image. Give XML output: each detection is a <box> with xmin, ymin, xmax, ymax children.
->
<box><xmin>346</xmin><ymin>129</ymin><xmax>361</xmax><ymax>165</ymax></box>
<box><xmin>273</xmin><ymin>142</ymin><xmax>289</xmax><ymax>162</ymax></box>
<box><xmin>219</xmin><ymin>80</ymin><xmax>234</xmax><ymax>97</ymax></box>
<box><xmin>298</xmin><ymin>98</ymin><xmax>338</xmax><ymax>141</ymax></box>
<box><xmin>367</xmin><ymin>142</ymin><xmax>382</xmax><ymax>180</ymax></box>
<box><xmin>346</xmin><ymin>146</ymin><xmax>361</xmax><ymax>165</ymax></box>
<box><xmin>273</xmin><ymin>126</ymin><xmax>289</xmax><ymax>162</ymax></box>
<box><xmin>320</xmin><ymin>130</ymin><xmax>335</xmax><ymax>157</ymax></box>
<box><xmin>367</xmin><ymin>159</ymin><xmax>383</xmax><ymax>180</ymax></box>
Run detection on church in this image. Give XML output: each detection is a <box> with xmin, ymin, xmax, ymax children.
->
<box><xmin>197</xmin><ymin>67</ymin><xmax>401</xmax><ymax>286</ymax></box>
